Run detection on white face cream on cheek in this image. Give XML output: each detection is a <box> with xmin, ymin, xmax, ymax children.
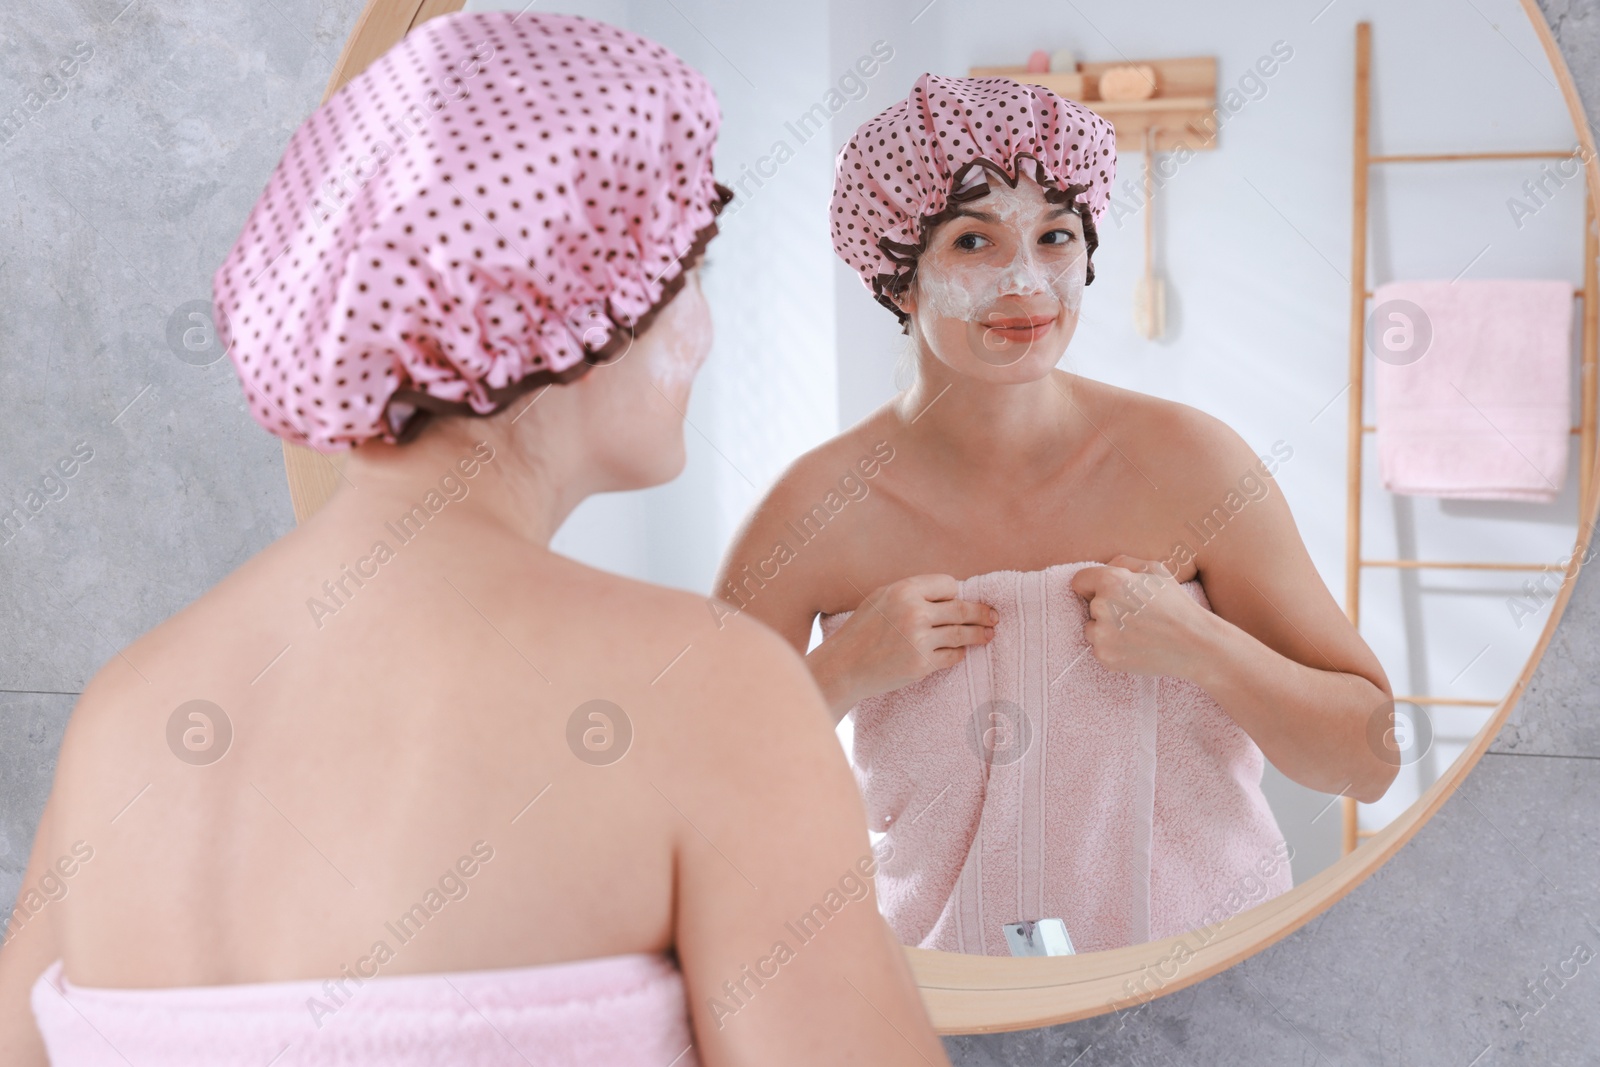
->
<box><xmin>914</xmin><ymin>258</ymin><xmax>990</xmax><ymax>322</ymax></box>
<box><xmin>1059</xmin><ymin>246</ymin><xmax>1087</xmax><ymax>314</ymax></box>
<box><xmin>646</xmin><ymin>282</ymin><xmax>713</xmax><ymax>394</ymax></box>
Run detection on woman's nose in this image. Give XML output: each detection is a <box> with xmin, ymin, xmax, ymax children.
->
<box><xmin>996</xmin><ymin>252</ymin><xmax>1051</xmax><ymax>297</ymax></box>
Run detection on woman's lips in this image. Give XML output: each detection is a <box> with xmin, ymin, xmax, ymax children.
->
<box><xmin>983</xmin><ymin>314</ymin><xmax>1056</xmax><ymax>342</ymax></box>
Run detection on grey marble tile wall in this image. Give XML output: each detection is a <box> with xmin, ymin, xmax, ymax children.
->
<box><xmin>0</xmin><ymin>0</ymin><xmax>366</xmax><ymax>917</ymax></box>
<box><xmin>1</xmin><ymin>2</ymin><xmax>1597</xmax><ymax>1064</ymax></box>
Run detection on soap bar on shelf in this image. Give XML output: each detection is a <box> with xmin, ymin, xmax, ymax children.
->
<box><xmin>1026</xmin><ymin>49</ymin><xmax>1051</xmax><ymax>72</ymax></box>
<box><xmin>1098</xmin><ymin>63</ymin><xmax>1158</xmax><ymax>100</ymax></box>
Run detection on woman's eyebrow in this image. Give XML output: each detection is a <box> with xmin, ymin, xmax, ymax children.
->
<box><xmin>946</xmin><ymin>203</ymin><xmax>1078</xmax><ymax>225</ymax></box>
<box><xmin>947</xmin><ymin>206</ymin><xmax>998</xmax><ymax>224</ymax></box>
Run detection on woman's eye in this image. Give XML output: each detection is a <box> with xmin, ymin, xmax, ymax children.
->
<box><xmin>954</xmin><ymin>232</ymin><xmax>989</xmax><ymax>251</ymax></box>
<box><xmin>1040</xmin><ymin>229</ymin><xmax>1077</xmax><ymax>246</ymax></box>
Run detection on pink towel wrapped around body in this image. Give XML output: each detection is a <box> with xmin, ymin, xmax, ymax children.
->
<box><xmin>1373</xmin><ymin>279</ymin><xmax>1574</xmax><ymax>502</ymax></box>
<box><xmin>819</xmin><ymin>561</ymin><xmax>1293</xmax><ymax>956</ymax></box>
<box><xmin>31</xmin><ymin>952</ymin><xmax>697</xmax><ymax>1066</ymax></box>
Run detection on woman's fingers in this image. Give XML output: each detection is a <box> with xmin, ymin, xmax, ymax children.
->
<box><xmin>886</xmin><ymin>571</ymin><xmax>961</xmax><ymax>606</ymax></box>
<box><xmin>1073</xmin><ymin>558</ymin><xmax>1173</xmax><ymax>609</ymax></box>
<box><xmin>927</xmin><ymin>592</ymin><xmax>998</xmax><ymax>627</ymax></box>
<box><xmin>931</xmin><ymin>622</ymin><xmax>995</xmax><ymax>651</ymax></box>
<box><xmin>865</xmin><ymin>576</ymin><xmax>993</xmax><ymax>633</ymax></box>
<box><xmin>915</xmin><ymin>586</ymin><xmax>997</xmax><ymax>651</ymax></box>
<box><xmin>823</xmin><ymin>575</ymin><xmax>1004</xmax><ymax>707</ymax></box>
<box><xmin>1069</xmin><ymin>563</ymin><xmax>1123</xmax><ymax>600</ymax></box>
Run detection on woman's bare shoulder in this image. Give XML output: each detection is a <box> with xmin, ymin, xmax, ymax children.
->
<box><xmin>1081</xmin><ymin>376</ymin><xmax>1276</xmax><ymax>496</ymax></box>
<box><xmin>52</xmin><ymin>543</ymin><xmax>827</xmax><ymax>807</ymax></box>
<box><xmin>760</xmin><ymin>404</ymin><xmax>903</xmax><ymax>506</ymax></box>
<box><xmin>714</xmin><ymin>405</ymin><xmax>902</xmax><ymax>617</ymax></box>
<box><xmin>1080</xmin><ymin>375</ymin><xmax>1224</xmax><ymax>440</ymax></box>
<box><xmin>621</xmin><ymin>573</ymin><xmax>818</xmax><ymax>682</ymax></box>
<box><xmin>456</xmin><ymin>543</ymin><xmax>825</xmax><ymax>699</ymax></box>
<box><xmin>576</xmin><ymin>574</ymin><xmax>839</xmax><ymax>776</ymax></box>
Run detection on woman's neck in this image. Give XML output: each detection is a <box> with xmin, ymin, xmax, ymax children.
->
<box><xmin>895</xmin><ymin>361</ymin><xmax>1090</xmax><ymax>485</ymax></box>
<box><xmin>328</xmin><ymin>421</ymin><xmax>576</xmax><ymax>551</ymax></box>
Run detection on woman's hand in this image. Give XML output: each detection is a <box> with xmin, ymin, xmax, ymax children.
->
<box><xmin>808</xmin><ymin>574</ymin><xmax>997</xmax><ymax>721</ymax></box>
<box><xmin>1070</xmin><ymin>554</ymin><xmax>1219</xmax><ymax>680</ymax></box>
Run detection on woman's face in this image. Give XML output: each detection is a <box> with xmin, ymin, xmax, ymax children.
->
<box><xmin>643</xmin><ymin>264</ymin><xmax>714</xmax><ymax>410</ymax></box>
<box><xmin>585</xmin><ymin>264</ymin><xmax>713</xmax><ymax>488</ymax></box>
<box><xmin>898</xmin><ymin>173</ymin><xmax>1089</xmax><ymax>380</ymax></box>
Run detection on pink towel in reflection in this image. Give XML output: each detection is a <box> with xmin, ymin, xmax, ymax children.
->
<box><xmin>31</xmin><ymin>953</ymin><xmax>697</xmax><ymax>1066</ymax></box>
<box><xmin>819</xmin><ymin>562</ymin><xmax>1293</xmax><ymax>956</ymax></box>
<box><xmin>1373</xmin><ymin>279</ymin><xmax>1573</xmax><ymax>502</ymax></box>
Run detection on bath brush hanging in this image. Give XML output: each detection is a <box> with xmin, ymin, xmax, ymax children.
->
<box><xmin>1133</xmin><ymin>125</ymin><xmax>1166</xmax><ymax>339</ymax></box>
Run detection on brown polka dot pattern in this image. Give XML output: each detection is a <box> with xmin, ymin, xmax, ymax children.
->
<box><xmin>830</xmin><ymin>72</ymin><xmax>1117</xmax><ymax>321</ymax></box>
<box><xmin>211</xmin><ymin>10</ymin><xmax>733</xmax><ymax>452</ymax></box>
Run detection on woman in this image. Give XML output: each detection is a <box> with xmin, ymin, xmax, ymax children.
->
<box><xmin>715</xmin><ymin>74</ymin><xmax>1396</xmax><ymax>956</ymax></box>
<box><xmin>0</xmin><ymin>13</ymin><xmax>949</xmax><ymax>1065</ymax></box>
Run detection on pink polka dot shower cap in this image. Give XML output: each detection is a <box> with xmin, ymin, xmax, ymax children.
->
<box><xmin>212</xmin><ymin>10</ymin><xmax>733</xmax><ymax>452</ymax></box>
<box><xmin>830</xmin><ymin>72</ymin><xmax>1116</xmax><ymax>323</ymax></box>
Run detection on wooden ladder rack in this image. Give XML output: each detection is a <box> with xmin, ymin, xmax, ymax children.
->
<box><xmin>1343</xmin><ymin>21</ymin><xmax>1599</xmax><ymax>852</ymax></box>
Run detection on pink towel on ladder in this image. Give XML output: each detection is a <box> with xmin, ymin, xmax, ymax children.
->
<box><xmin>31</xmin><ymin>953</ymin><xmax>698</xmax><ymax>1066</ymax></box>
<box><xmin>818</xmin><ymin>562</ymin><xmax>1293</xmax><ymax>956</ymax></box>
<box><xmin>1373</xmin><ymin>279</ymin><xmax>1573</xmax><ymax>502</ymax></box>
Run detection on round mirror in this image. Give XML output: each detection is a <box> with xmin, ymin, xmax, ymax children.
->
<box><xmin>293</xmin><ymin>0</ymin><xmax>1597</xmax><ymax>1032</ymax></box>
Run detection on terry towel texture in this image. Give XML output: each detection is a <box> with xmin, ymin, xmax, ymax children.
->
<box><xmin>819</xmin><ymin>562</ymin><xmax>1292</xmax><ymax>956</ymax></box>
<box><xmin>1373</xmin><ymin>278</ymin><xmax>1573</xmax><ymax>502</ymax></box>
<box><xmin>31</xmin><ymin>952</ymin><xmax>697</xmax><ymax>1066</ymax></box>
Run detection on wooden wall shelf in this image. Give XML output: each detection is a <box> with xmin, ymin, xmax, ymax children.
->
<box><xmin>969</xmin><ymin>56</ymin><xmax>1219</xmax><ymax>153</ymax></box>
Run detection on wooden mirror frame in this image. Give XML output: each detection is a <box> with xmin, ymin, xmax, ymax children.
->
<box><xmin>284</xmin><ymin>0</ymin><xmax>1599</xmax><ymax>1033</ymax></box>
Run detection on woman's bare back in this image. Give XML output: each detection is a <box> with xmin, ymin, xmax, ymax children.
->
<box><xmin>47</xmin><ymin>494</ymin><xmax>700</xmax><ymax>985</ymax></box>
<box><xmin>9</xmin><ymin>462</ymin><xmax>950</xmax><ymax>1064</ymax></box>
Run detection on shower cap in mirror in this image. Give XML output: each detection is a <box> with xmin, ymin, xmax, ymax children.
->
<box><xmin>830</xmin><ymin>72</ymin><xmax>1116</xmax><ymax>323</ymax></box>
